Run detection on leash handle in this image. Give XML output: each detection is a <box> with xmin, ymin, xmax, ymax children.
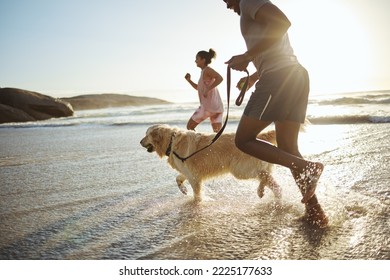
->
<box><xmin>234</xmin><ymin>68</ymin><xmax>250</xmax><ymax>106</ymax></box>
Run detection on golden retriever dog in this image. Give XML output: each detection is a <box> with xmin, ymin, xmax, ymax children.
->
<box><xmin>140</xmin><ymin>124</ymin><xmax>282</xmax><ymax>202</ymax></box>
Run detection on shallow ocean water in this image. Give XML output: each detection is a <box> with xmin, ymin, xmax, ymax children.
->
<box><xmin>0</xmin><ymin>122</ymin><xmax>389</xmax><ymax>260</ymax></box>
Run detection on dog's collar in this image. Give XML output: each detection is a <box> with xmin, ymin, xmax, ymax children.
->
<box><xmin>165</xmin><ymin>133</ymin><xmax>175</xmax><ymax>157</ymax></box>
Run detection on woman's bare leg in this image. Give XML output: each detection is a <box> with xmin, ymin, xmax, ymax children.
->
<box><xmin>211</xmin><ymin>122</ymin><xmax>222</xmax><ymax>133</ymax></box>
<box><xmin>187</xmin><ymin>118</ymin><xmax>199</xmax><ymax>131</ymax></box>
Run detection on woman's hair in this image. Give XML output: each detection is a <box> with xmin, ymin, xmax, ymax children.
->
<box><xmin>197</xmin><ymin>48</ymin><xmax>217</xmax><ymax>65</ymax></box>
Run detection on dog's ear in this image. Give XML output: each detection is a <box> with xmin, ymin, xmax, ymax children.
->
<box><xmin>150</xmin><ymin>127</ymin><xmax>168</xmax><ymax>157</ymax></box>
<box><xmin>150</xmin><ymin>127</ymin><xmax>162</xmax><ymax>142</ymax></box>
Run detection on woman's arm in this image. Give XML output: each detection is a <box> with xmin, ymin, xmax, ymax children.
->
<box><xmin>185</xmin><ymin>73</ymin><xmax>198</xmax><ymax>90</ymax></box>
<box><xmin>203</xmin><ymin>67</ymin><xmax>223</xmax><ymax>92</ymax></box>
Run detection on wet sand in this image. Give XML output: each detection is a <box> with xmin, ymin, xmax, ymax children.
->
<box><xmin>0</xmin><ymin>123</ymin><xmax>389</xmax><ymax>259</ymax></box>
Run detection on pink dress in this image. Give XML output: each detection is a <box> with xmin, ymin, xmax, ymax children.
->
<box><xmin>197</xmin><ymin>68</ymin><xmax>224</xmax><ymax>113</ymax></box>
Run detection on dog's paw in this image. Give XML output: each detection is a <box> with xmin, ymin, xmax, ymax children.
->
<box><xmin>272</xmin><ymin>187</ymin><xmax>282</xmax><ymax>199</ymax></box>
<box><xmin>257</xmin><ymin>185</ymin><xmax>265</xmax><ymax>198</ymax></box>
<box><xmin>178</xmin><ymin>185</ymin><xmax>188</xmax><ymax>195</ymax></box>
<box><xmin>176</xmin><ymin>175</ymin><xmax>186</xmax><ymax>186</ymax></box>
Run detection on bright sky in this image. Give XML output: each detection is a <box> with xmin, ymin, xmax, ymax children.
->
<box><xmin>1</xmin><ymin>0</ymin><xmax>389</xmax><ymax>103</ymax></box>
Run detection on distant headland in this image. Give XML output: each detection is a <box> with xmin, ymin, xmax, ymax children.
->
<box><xmin>62</xmin><ymin>93</ymin><xmax>170</xmax><ymax>110</ymax></box>
<box><xmin>0</xmin><ymin>87</ymin><xmax>170</xmax><ymax>124</ymax></box>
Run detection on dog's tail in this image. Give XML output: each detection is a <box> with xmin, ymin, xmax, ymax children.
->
<box><xmin>256</xmin><ymin>120</ymin><xmax>309</xmax><ymax>146</ymax></box>
<box><xmin>257</xmin><ymin>130</ymin><xmax>277</xmax><ymax>145</ymax></box>
<box><xmin>300</xmin><ymin>118</ymin><xmax>311</xmax><ymax>132</ymax></box>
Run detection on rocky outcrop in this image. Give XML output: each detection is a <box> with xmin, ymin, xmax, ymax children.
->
<box><xmin>0</xmin><ymin>88</ymin><xmax>170</xmax><ymax>124</ymax></box>
<box><xmin>0</xmin><ymin>88</ymin><xmax>74</xmax><ymax>124</ymax></box>
<box><xmin>62</xmin><ymin>94</ymin><xmax>170</xmax><ymax>110</ymax></box>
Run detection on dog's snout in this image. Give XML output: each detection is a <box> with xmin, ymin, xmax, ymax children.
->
<box><xmin>140</xmin><ymin>136</ymin><xmax>146</xmax><ymax>147</ymax></box>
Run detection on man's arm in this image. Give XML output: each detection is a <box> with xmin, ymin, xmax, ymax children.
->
<box><xmin>244</xmin><ymin>3</ymin><xmax>291</xmax><ymax>59</ymax></box>
<box><xmin>226</xmin><ymin>3</ymin><xmax>291</xmax><ymax>71</ymax></box>
<box><xmin>237</xmin><ymin>71</ymin><xmax>259</xmax><ymax>91</ymax></box>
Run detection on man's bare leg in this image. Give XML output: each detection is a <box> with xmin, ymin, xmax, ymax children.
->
<box><xmin>298</xmin><ymin>162</ymin><xmax>323</xmax><ymax>203</ymax></box>
<box><xmin>291</xmin><ymin>170</ymin><xmax>328</xmax><ymax>227</ymax></box>
<box><xmin>235</xmin><ymin>116</ymin><xmax>325</xmax><ymax>205</ymax></box>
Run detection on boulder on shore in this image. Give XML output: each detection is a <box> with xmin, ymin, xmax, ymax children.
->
<box><xmin>0</xmin><ymin>88</ymin><xmax>171</xmax><ymax>124</ymax></box>
<box><xmin>62</xmin><ymin>94</ymin><xmax>170</xmax><ymax>110</ymax></box>
<box><xmin>0</xmin><ymin>87</ymin><xmax>74</xmax><ymax>124</ymax></box>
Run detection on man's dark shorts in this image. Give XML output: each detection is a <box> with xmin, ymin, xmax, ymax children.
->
<box><xmin>244</xmin><ymin>64</ymin><xmax>309</xmax><ymax>123</ymax></box>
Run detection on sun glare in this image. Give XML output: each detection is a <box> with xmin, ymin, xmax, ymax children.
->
<box><xmin>299</xmin><ymin>124</ymin><xmax>349</xmax><ymax>156</ymax></box>
<box><xmin>281</xmin><ymin>1</ymin><xmax>374</xmax><ymax>94</ymax></box>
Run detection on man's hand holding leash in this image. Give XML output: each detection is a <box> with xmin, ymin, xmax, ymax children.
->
<box><xmin>225</xmin><ymin>53</ymin><xmax>252</xmax><ymax>72</ymax></box>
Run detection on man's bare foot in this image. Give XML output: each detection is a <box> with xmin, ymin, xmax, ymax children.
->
<box><xmin>301</xmin><ymin>162</ymin><xmax>324</xmax><ymax>203</ymax></box>
<box><xmin>304</xmin><ymin>203</ymin><xmax>329</xmax><ymax>228</ymax></box>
